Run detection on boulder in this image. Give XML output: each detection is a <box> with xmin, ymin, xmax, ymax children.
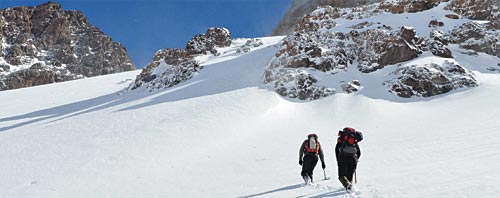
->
<box><xmin>385</xmin><ymin>61</ymin><xmax>478</xmax><ymax>97</ymax></box>
<box><xmin>429</xmin><ymin>19</ymin><xmax>445</xmax><ymax>27</ymax></box>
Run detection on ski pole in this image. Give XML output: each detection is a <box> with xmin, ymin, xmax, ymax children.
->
<box><xmin>354</xmin><ymin>171</ymin><xmax>357</xmax><ymax>184</ymax></box>
<box><xmin>323</xmin><ymin>168</ymin><xmax>330</xmax><ymax>180</ymax></box>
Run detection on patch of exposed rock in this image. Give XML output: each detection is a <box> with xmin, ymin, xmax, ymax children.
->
<box><xmin>448</xmin><ymin>21</ymin><xmax>500</xmax><ymax>58</ymax></box>
<box><xmin>263</xmin><ymin>69</ymin><xmax>335</xmax><ymax>100</ymax></box>
<box><xmin>0</xmin><ymin>2</ymin><xmax>135</xmax><ymax>91</ymax></box>
<box><xmin>429</xmin><ymin>31</ymin><xmax>453</xmax><ymax>58</ymax></box>
<box><xmin>236</xmin><ymin>39</ymin><xmax>263</xmax><ymax>53</ymax></box>
<box><xmin>271</xmin><ymin>0</ymin><xmax>384</xmax><ymax>36</ymax></box>
<box><xmin>378</xmin><ymin>0</ymin><xmax>442</xmax><ymax>14</ymax></box>
<box><xmin>186</xmin><ymin>27</ymin><xmax>231</xmax><ymax>56</ymax></box>
<box><xmin>342</xmin><ymin>80</ymin><xmax>361</xmax><ymax>93</ymax></box>
<box><xmin>265</xmin><ymin>6</ymin><xmax>428</xmax><ymax>100</ymax></box>
<box><xmin>445</xmin><ymin>0</ymin><xmax>500</xmax><ymax>21</ymax></box>
<box><xmin>129</xmin><ymin>49</ymin><xmax>200</xmax><ymax>91</ymax></box>
<box><xmin>130</xmin><ymin>27</ymin><xmax>231</xmax><ymax>92</ymax></box>
<box><xmin>385</xmin><ymin>61</ymin><xmax>478</xmax><ymax>97</ymax></box>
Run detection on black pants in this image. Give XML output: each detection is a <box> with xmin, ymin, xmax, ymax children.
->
<box><xmin>301</xmin><ymin>153</ymin><xmax>318</xmax><ymax>181</ymax></box>
<box><xmin>337</xmin><ymin>155</ymin><xmax>357</xmax><ymax>182</ymax></box>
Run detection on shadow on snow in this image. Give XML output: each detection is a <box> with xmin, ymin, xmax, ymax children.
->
<box><xmin>0</xmin><ymin>46</ymin><xmax>277</xmax><ymax>132</ymax></box>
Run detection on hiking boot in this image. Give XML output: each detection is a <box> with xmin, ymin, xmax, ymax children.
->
<box><xmin>303</xmin><ymin>176</ymin><xmax>310</xmax><ymax>184</ymax></box>
<box><xmin>346</xmin><ymin>183</ymin><xmax>352</xmax><ymax>191</ymax></box>
<box><xmin>339</xmin><ymin>176</ymin><xmax>352</xmax><ymax>189</ymax></box>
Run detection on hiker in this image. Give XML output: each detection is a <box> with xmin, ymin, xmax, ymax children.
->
<box><xmin>335</xmin><ymin>127</ymin><xmax>363</xmax><ymax>191</ymax></box>
<box><xmin>299</xmin><ymin>133</ymin><xmax>326</xmax><ymax>184</ymax></box>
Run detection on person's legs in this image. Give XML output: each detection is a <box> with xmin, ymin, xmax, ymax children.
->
<box><xmin>301</xmin><ymin>154</ymin><xmax>313</xmax><ymax>182</ymax></box>
<box><xmin>307</xmin><ymin>155</ymin><xmax>318</xmax><ymax>182</ymax></box>
<box><xmin>346</xmin><ymin>158</ymin><xmax>357</xmax><ymax>182</ymax></box>
<box><xmin>337</xmin><ymin>157</ymin><xmax>351</xmax><ymax>188</ymax></box>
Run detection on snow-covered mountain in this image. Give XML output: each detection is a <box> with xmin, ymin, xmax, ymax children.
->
<box><xmin>263</xmin><ymin>0</ymin><xmax>500</xmax><ymax>100</ymax></box>
<box><xmin>0</xmin><ymin>2</ymin><xmax>135</xmax><ymax>91</ymax></box>
<box><xmin>1</xmin><ymin>35</ymin><xmax>500</xmax><ymax>197</ymax></box>
<box><xmin>1</xmin><ymin>0</ymin><xmax>500</xmax><ymax>197</ymax></box>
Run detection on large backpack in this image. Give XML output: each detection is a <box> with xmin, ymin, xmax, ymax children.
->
<box><xmin>304</xmin><ymin>134</ymin><xmax>320</xmax><ymax>153</ymax></box>
<box><xmin>338</xmin><ymin>127</ymin><xmax>363</xmax><ymax>156</ymax></box>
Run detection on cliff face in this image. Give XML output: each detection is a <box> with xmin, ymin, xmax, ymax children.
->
<box><xmin>271</xmin><ymin>0</ymin><xmax>384</xmax><ymax>36</ymax></box>
<box><xmin>0</xmin><ymin>2</ymin><xmax>135</xmax><ymax>91</ymax></box>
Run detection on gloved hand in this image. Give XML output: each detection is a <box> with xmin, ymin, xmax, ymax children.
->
<box><xmin>299</xmin><ymin>159</ymin><xmax>303</xmax><ymax>166</ymax></box>
<box><xmin>322</xmin><ymin>163</ymin><xmax>326</xmax><ymax>169</ymax></box>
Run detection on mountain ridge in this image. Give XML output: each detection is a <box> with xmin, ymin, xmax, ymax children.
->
<box><xmin>0</xmin><ymin>2</ymin><xmax>135</xmax><ymax>91</ymax></box>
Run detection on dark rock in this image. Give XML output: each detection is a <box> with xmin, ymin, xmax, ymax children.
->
<box><xmin>386</xmin><ymin>61</ymin><xmax>478</xmax><ymax>98</ymax></box>
<box><xmin>445</xmin><ymin>14</ymin><xmax>460</xmax><ymax>19</ymax></box>
<box><xmin>130</xmin><ymin>48</ymin><xmax>200</xmax><ymax>91</ymax></box>
<box><xmin>357</xmin><ymin>27</ymin><xmax>421</xmax><ymax>73</ymax></box>
<box><xmin>186</xmin><ymin>27</ymin><xmax>231</xmax><ymax>55</ymax></box>
<box><xmin>342</xmin><ymin>80</ymin><xmax>361</xmax><ymax>93</ymax></box>
<box><xmin>450</xmin><ymin>21</ymin><xmax>500</xmax><ymax>58</ymax></box>
<box><xmin>379</xmin><ymin>0</ymin><xmax>441</xmax><ymax>14</ymax></box>
<box><xmin>0</xmin><ymin>64</ymin><xmax>11</xmax><ymax>72</ymax></box>
<box><xmin>0</xmin><ymin>2</ymin><xmax>135</xmax><ymax>91</ymax></box>
<box><xmin>429</xmin><ymin>19</ymin><xmax>445</xmax><ymax>27</ymax></box>
<box><xmin>445</xmin><ymin>0</ymin><xmax>500</xmax><ymax>20</ymax></box>
<box><xmin>272</xmin><ymin>0</ymin><xmax>384</xmax><ymax>36</ymax></box>
<box><xmin>400</xmin><ymin>26</ymin><xmax>416</xmax><ymax>42</ymax></box>
<box><xmin>430</xmin><ymin>31</ymin><xmax>453</xmax><ymax>58</ymax></box>
<box><xmin>266</xmin><ymin>69</ymin><xmax>335</xmax><ymax>100</ymax></box>
<box><xmin>236</xmin><ymin>39</ymin><xmax>264</xmax><ymax>53</ymax></box>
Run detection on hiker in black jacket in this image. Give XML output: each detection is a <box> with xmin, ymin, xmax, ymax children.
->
<box><xmin>336</xmin><ymin>127</ymin><xmax>362</xmax><ymax>190</ymax></box>
<box><xmin>299</xmin><ymin>133</ymin><xmax>326</xmax><ymax>184</ymax></box>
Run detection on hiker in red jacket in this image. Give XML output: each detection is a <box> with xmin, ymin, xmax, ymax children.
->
<box><xmin>299</xmin><ymin>133</ymin><xmax>326</xmax><ymax>184</ymax></box>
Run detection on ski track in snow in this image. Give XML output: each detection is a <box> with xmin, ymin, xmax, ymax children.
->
<box><xmin>1</xmin><ymin>4</ymin><xmax>500</xmax><ymax>198</ymax></box>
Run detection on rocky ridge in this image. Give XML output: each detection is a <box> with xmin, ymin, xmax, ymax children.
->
<box><xmin>129</xmin><ymin>27</ymin><xmax>231</xmax><ymax>92</ymax></box>
<box><xmin>264</xmin><ymin>0</ymin><xmax>499</xmax><ymax>100</ymax></box>
<box><xmin>272</xmin><ymin>0</ymin><xmax>385</xmax><ymax>36</ymax></box>
<box><xmin>0</xmin><ymin>2</ymin><xmax>135</xmax><ymax>91</ymax></box>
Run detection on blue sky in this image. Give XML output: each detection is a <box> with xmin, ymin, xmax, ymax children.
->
<box><xmin>0</xmin><ymin>0</ymin><xmax>291</xmax><ymax>68</ymax></box>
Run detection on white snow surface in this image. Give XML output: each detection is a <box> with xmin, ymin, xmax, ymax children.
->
<box><xmin>1</xmin><ymin>35</ymin><xmax>500</xmax><ymax>198</ymax></box>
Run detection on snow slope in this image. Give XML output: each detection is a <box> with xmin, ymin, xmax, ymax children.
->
<box><xmin>1</xmin><ymin>36</ymin><xmax>500</xmax><ymax>198</ymax></box>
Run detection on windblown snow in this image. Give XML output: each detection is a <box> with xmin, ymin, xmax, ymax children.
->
<box><xmin>2</xmin><ymin>4</ymin><xmax>500</xmax><ymax>198</ymax></box>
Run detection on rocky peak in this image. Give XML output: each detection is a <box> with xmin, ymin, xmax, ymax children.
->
<box><xmin>130</xmin><ymin>27</ymin><xmax>232</xmax><ymax>92</ymax></box>
<box><xmin>0</xmin><ymin>2</ymin><xmax>135</xmax><ymax>91</ymax></box>
<box><xmin>271</xmin><ymin>0</ymin><xmax>384</xmax><ymax>36</ymax></box>
<box><xmin>186</xmin><ymin>27</ymin><xmax>231</xmax><ymax>55</ymax></box>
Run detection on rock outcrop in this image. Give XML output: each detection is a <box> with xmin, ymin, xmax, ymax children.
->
<box><xmin>385</xmin><ymin>61</ymin><xmax>478</xmax><ymax>97</ymax></box>
<box><xmin>186</xmin><ymin>27</ymin><xmax>231</xmax><ymax>56</ymax></box>
<box><xmin>0</xmin><ymin>2</ymin><xmax>135</xmax><ymax>90</ymax></box>
<box><xmin>378</xmin><ymin>0</ymin><xmax>442</xmax><ymax>14</ymax></box>
<box><xmin>271</xmin><ymin>0</ymin><xmax>384</xmax><ymax>36</ymax></box>
<box><xmin>265</xmin><ymin>0</ymin><xmax>493</xmax><ymax>100</ymax></box>
<box><xmin>130</xmin><ymin>27</ymin><xmax>231</xmax><ymax>92</ymax></box>
<box><xmin>445</xmin><ymin>0</ymin><xmax>500</xmax><ymax>21</ymax></box>
<box><xmin>448</xmin><ymin>21</ymin><xmax>500</xmax><ymax>58</ymax></box>
<box><xmin>129</xmin><ymin>49</ymin><xmax>200</xmax><ymax>91</ymax></box>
